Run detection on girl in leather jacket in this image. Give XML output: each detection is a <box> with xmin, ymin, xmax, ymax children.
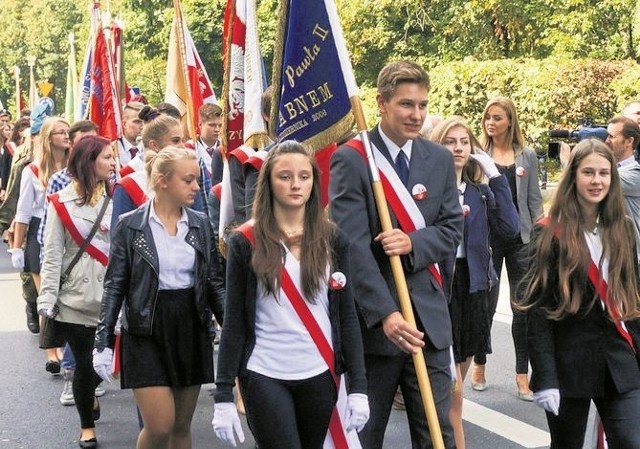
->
<box><xmin>94</xmin><ymin>147</ymin><xmax>225</xmax><ymax>448</ymax></box>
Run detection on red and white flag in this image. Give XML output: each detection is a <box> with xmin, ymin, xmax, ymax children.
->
<box><xmin>217</xmin><ymin>0</ymin><xmax>269</xmax><ymax>236</ymax></box>
<box><xmin>165</xmin><ymin>0</ymin><xmax>217</xmax><ymax>141</ymax></box>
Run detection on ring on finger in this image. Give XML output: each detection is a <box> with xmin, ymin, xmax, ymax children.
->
<box><xmin>398</xmin><ymin>336</ymin><xmax>404</xmax><ymax>343</ymax></box>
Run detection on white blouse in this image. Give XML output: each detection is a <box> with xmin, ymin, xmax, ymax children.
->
<box><xmin>148</xmin><ymin>202</ymin><xmax>195</xmax><ymax>290</ymax></box>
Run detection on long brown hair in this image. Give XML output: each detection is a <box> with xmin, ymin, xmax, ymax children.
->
<box><xmin>66</xmin><ymin>136</ymin><xmax>112</xmax><ymax>206</ymax></box>
<box><xmin>522</xmin><ymin>139</ymin><xmax>640</xmax><ymax>320</ymax></box>
<box><xmin>480</xmin><ymin>96</ymin><xmax>525</xmax><ymax>154</ymax></box>
<box><xmin>430</xmin><ymin>116</ymin><xmax>484</xmax><ymax>184</ymax></box>
<box><xmin>250</xmin><ymin>140</ymin><xmax>334</xmax><ymax>301</ymax></box>
<box><xmin>37</xmin><ymin>117</ymin><xmax>70</xmax><ymax>186</ymax></box>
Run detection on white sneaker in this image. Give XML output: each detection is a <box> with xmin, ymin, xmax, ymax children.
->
<box><xmin>60</xmin><ymin>371</ymin><xmax>75</xmax><ymax>406</ymax></box>
<box><xmin>94</xmin><ymin>385</ymin><xmax>106</xmax><ymax>397</ymax></box>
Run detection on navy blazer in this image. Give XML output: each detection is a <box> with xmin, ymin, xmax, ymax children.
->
<box><xmin>527</xmin><ymin>227</ymin><xmax>640</xmax><ymax>398</ymax></box>
<box><xmin>214</xmin><ymin>228</ymin><xmax>367</xmax><ymax>403</ymax></box>
<box><xmin>443</xmin><ymin>175</ymin><xmax>519</xmax><ymax>295</ymax></box>
<box><xmin>329</xmin><ymin>127</ymin><xmax>463</xmax><ymax>355</ymax></box>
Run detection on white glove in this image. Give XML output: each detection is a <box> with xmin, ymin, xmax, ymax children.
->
<box><xmin>533</xmin><ymin>388</ymin><xmax>560</xmax><ymax>416</ymax></box>
<box><xmin>470</xmin><ymin>149</ymin><xmax>500</xmax><ymax>179</ymax></box>
<box><xmin>345</xmin><ymin>393</ymin><xmax>370</xmax><ymax>433</ymax></box>
<box><xmin>212</xmin><ymin>402</ymin><xmax>245</xmax><ymax>447</ymax></box>
<box><xmin>92</xmin><ymin>348</ymin><xmax>114</xmax><ymax>383</ymax></box>
<box><xmin>8</xmin><ymin>248</ymin><xmax>24</xmax><ymax>270</ymax></box>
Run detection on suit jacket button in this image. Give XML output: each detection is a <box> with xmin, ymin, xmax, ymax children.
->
<box><xmin>83</xmin><ymin>277</ymin><xmax>89</xmax><ymax>283</ymax></box>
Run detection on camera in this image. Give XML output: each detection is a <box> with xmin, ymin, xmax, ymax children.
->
<box><xmin>548</xmin><ymin>119</ymin><xmax>608</xmax><ymax>159</ymax></box>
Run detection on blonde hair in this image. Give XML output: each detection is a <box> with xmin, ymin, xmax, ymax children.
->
<box><xmin>38</xmin><ymin>117</ymin><xmax>70</xmax><ymax>186</ymax></box>
<box><xmin>145</xmin><ymin>147</ymin><xmax>197</xmax><ymax>193</ymax></box>
<box><xmin>141</xmin><ymin>114</ymin><xmax>181</xmax><ymax>150</ymax></box>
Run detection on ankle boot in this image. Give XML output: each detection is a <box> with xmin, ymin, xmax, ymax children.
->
<box><xmin>26</xmin><ymin>302</ymin><xmax>40</xmax><ymax>334</ymax></box>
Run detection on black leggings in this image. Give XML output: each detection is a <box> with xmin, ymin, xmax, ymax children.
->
<box><xmin>241</xmin><ymin>369</ymin><xmax>337</xmax><ymax>449</ymax></box>
<box><xmin>57</xmin><ymin>322</ymin><xmax>102</xmax><ymax>429</ymax></box>
<box><xmin>476</xmin><ymin>236</ymin><xmax>529</xmax><ymax>373</ymax></box>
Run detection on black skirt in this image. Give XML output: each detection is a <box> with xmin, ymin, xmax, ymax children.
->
<box><xmin>449</xmin><ymin>258</ymin><xmax>491</xmax><ymax>364</ymax></box>
<box><xmin>120</xmin><ymin>288</ymin><xmax>214</xmax><ymax>389</ymax></box>
<box><xmin>24</xmin><ymin>217</ymin><xmax>41</xmax><ymax>274</ymax></box>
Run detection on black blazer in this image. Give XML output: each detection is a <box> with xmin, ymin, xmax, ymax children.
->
<box><xmin>329</xmin><ymin>127</ymin><xmax>463</xmax><ymax>355</ymax></box>
<box><xmin>528</xmin><ymin>230</ymin><xmax>640</xmax><ymax>398</ymax></box>
<box><xmin>95</xmin><ymin>203</ymin><xmax>225</xmax><ymax>350</ymax></box>
<box><xmin>214</xmin><ymin>228</ymin><xmax>367</xmax><ymax>403</ymax></box>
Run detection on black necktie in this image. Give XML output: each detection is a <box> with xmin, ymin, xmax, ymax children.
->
<box><xmin>129</xmin><ymin>147</ymin><xmax>138</xmax><ymax>159</ymax></box>
<box><xmin>395</xmin><ymin>150</ymin><xmax>409</xmax><ymax>186</ymax></box>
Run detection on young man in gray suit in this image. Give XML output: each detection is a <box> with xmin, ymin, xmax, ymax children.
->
<box><xmin>329</xmin><ymin>60</ymin><xmax>463</xmax><ymax>448</ymax></box>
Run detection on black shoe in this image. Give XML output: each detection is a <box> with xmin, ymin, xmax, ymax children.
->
<box><xmin>78</xmin><ymin>437</ymin><xmax>97</xmax><ymax>448</ymax></box>
<box><xmin>26</xmin><ymin>303</ymin><xmax>39</xmax><ymax>334</ymax></box>
<box><xmin>45</xmin><ymin>360</ymin><xmax>61</xmax><ymax>375</ymax></box>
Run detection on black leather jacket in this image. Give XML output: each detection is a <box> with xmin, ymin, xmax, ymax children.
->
<box><xmin>95</xmin><ymin>204</ymin><xmax>225</xmax><ymax>350</ymax></box>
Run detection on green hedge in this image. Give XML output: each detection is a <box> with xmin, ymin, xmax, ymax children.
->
<box><xmin>359</xmin><ymin>58</ymin><xmax>640</xmax><ymax>153</ymax></box>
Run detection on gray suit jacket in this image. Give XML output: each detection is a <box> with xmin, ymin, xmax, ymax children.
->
<box><xmin>513</xmin><ymin>148</ymin><xmax>544</xmax><ymax>244</ymax></box>
<box><xmin>329</xmin><ymin>127</ymin><xmax>463</xmax><ymax>355</ymax></box>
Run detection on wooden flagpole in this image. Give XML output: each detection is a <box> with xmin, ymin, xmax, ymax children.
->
<box><xmin>349</xmin><ymin>95</ymin><xmax>445</xmax><ymax>449</ymax></box>
<box><xmin>172</xmin><ymin>0</ymin><xmax>197</xmax><ymax>141</ymax></box>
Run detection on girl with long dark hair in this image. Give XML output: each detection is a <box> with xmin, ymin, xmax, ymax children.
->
<box><xmin>522</xmin><ymin>139</ymin><xmax>640</xmax><ymax>448</ymax></box>
<box><xmin>213</xmin><ymin>141</ymin><xmax>368</xmax><ymax>449</ymax></box>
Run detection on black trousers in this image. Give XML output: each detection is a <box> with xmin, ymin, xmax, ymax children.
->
<box><xmin>241</xmin><ymin>369</ymin><xmax>337</xmax><ymax>449</ymax></box>
<box><xmin>547</xmin><ymin>388</ymin><xmax>640</xmax><ymax>449</ymax></box>
<box><xmin>57</xmin><ymin>321</ymin><xmax>102</xmax><ymax>429</ymax></box>
<box><xmin>360</xmin><ymin>348</ymin><xmax>455</xmax><ymax>449</ymax></box>
<box><xmin>476</xmin><ymin>235</ymin><xmax>530</xmax><ymax>373</ymax></box>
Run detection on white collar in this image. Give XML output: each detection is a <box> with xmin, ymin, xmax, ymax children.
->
<box><xmin>149</xmin><ymin>201</ymin><xmax>188</xmax><ymax>228</ymax></box>
<box><xmin>617</xmin><ymin>155</ymin><xmax>638</xmax><ymax>169</ymax></box>
<box><xmin>378</xmin><ymin>125</ymin><xmax>413</xmax><ymax>162</ymax></box>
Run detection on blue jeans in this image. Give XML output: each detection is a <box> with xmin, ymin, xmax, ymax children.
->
<box><xmin>60</xmin><ymin>342</ymin><xmax>76</xmax><ymax>371</ymax></box>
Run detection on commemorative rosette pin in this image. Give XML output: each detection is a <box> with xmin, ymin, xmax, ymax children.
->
<box><xmin>329</xmin><ymin>271</ymin><xmax>347</xmax><ymax>290</ymax></box>
<box><xmin>99</xmin><ymin>221</ymin><xmax>110</xmax><ymax>233</ymax></box>
<box><xmin>462</xmin><ymin>205</ymin><xmax>471</xmax><ymax>217</ymax></box>
<box><xmin>412</xmin><ymin>184</ymin><xmax>427</xmax><ymax>201</ymax></box>
<box><xmin>516</xmin><ymin>166</ymin><xmax>526</xmax><ymax>177</ymax></box>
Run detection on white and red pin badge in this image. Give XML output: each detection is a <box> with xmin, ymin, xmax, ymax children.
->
<box><xmin>329</xmin><ymin>271</ymin><xmax>347</xmax><ymax>290</ymax></box>
<box><xmin>516</xmin><ymin>166</ymin><xmax>526</xmax><ymax>177</ymax></box>
<box><xmin>412</xmin><ymin>183</ymin><xmax>427</xmax><ymax>200</ymax></box>
<box><xmin>462</xmin><ymin>205</ymin><xmax>471</xmax><ymax>217</ymax></box>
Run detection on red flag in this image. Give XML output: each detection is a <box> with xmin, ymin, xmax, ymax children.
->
<box><xmin>89</xmin><ymin>24</ymin><xmax>122</xmax><ymax>141</ymax></box>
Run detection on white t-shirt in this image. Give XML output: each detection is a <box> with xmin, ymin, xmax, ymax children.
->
<box><xmin>247</xmin><ymin>244</ymin><xmax>331</xmax><ymax>380</ymax></box>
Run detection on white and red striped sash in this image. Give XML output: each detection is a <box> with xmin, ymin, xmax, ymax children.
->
<box><xmin>28</xmin><ymin>163</ymin><xmax>47</xmax><ymax>189</ymax></box>
<box><xmin>228</xmin><ymin>144</ymin><xmax>254</xmax><ymax>164</ymax></box>
<box><xmin>237</xmin><ymin>222</ymin><xmax>359</xmax><ymax>449</ymax></box>
<box><xmin>245</xmin><ymin>149</ymin><xmax>268</xmax><ymax>171</ymax></box>
<box><xmin>540</xmin><ymin>217</ymin><xmax>635</xmax><ymax>353</ymax></box>
<box><xmin>119</xmin><ymin>155</ymin><xmax>144</xmax><ymax>179</ymax></box>
<box><xmin>584</xmin><ymin>233</ymin><xmax>635</xmax><ymax>353</ymax></box>
<box><xmin>117</xmin><ymin>171</ymin><xmax>148</xmax><ymax>207</ymax></box>
<box><xmin>345</xmin><ymin>138</ymin><xmax>442</xmax><ymax>287</ymax></box>
<box><xmin>48</xmin><ymin>193</ymin><xmax>110</xmax><ymax>266</ymax></box>
<box><xmin>211</xmin><ymin>183</ymin><xmax>222</xmax><ymax>200</ymax></box>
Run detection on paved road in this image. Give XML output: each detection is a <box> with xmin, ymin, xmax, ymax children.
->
<box><xmin>0</xmin><ymin>238</ymin><xmax>558</xmax><ymax>449</ymax></box>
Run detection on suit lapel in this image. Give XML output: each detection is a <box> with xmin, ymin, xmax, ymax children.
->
<box><xmin>515</xmin><ymin>152</ymin><xmax>523</xmax><ymax>197</ymax></box>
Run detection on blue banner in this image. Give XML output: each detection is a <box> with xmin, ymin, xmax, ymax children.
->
<box><xmin>271</xmin><ymin>0</ymin><xmax>354</xmax><ymax>152</ymax></box>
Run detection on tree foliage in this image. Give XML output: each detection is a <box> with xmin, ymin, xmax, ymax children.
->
<box><xmin>0</xmin><ymin>0</ymin><xmax>637</xmax><ymax>143</ymax></box>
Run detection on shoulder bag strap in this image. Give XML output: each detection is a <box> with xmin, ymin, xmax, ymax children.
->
<box><xmin>60</xmin><ymin>196</ymin><xmax>111</xmax><ymax>283</ymax></box>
